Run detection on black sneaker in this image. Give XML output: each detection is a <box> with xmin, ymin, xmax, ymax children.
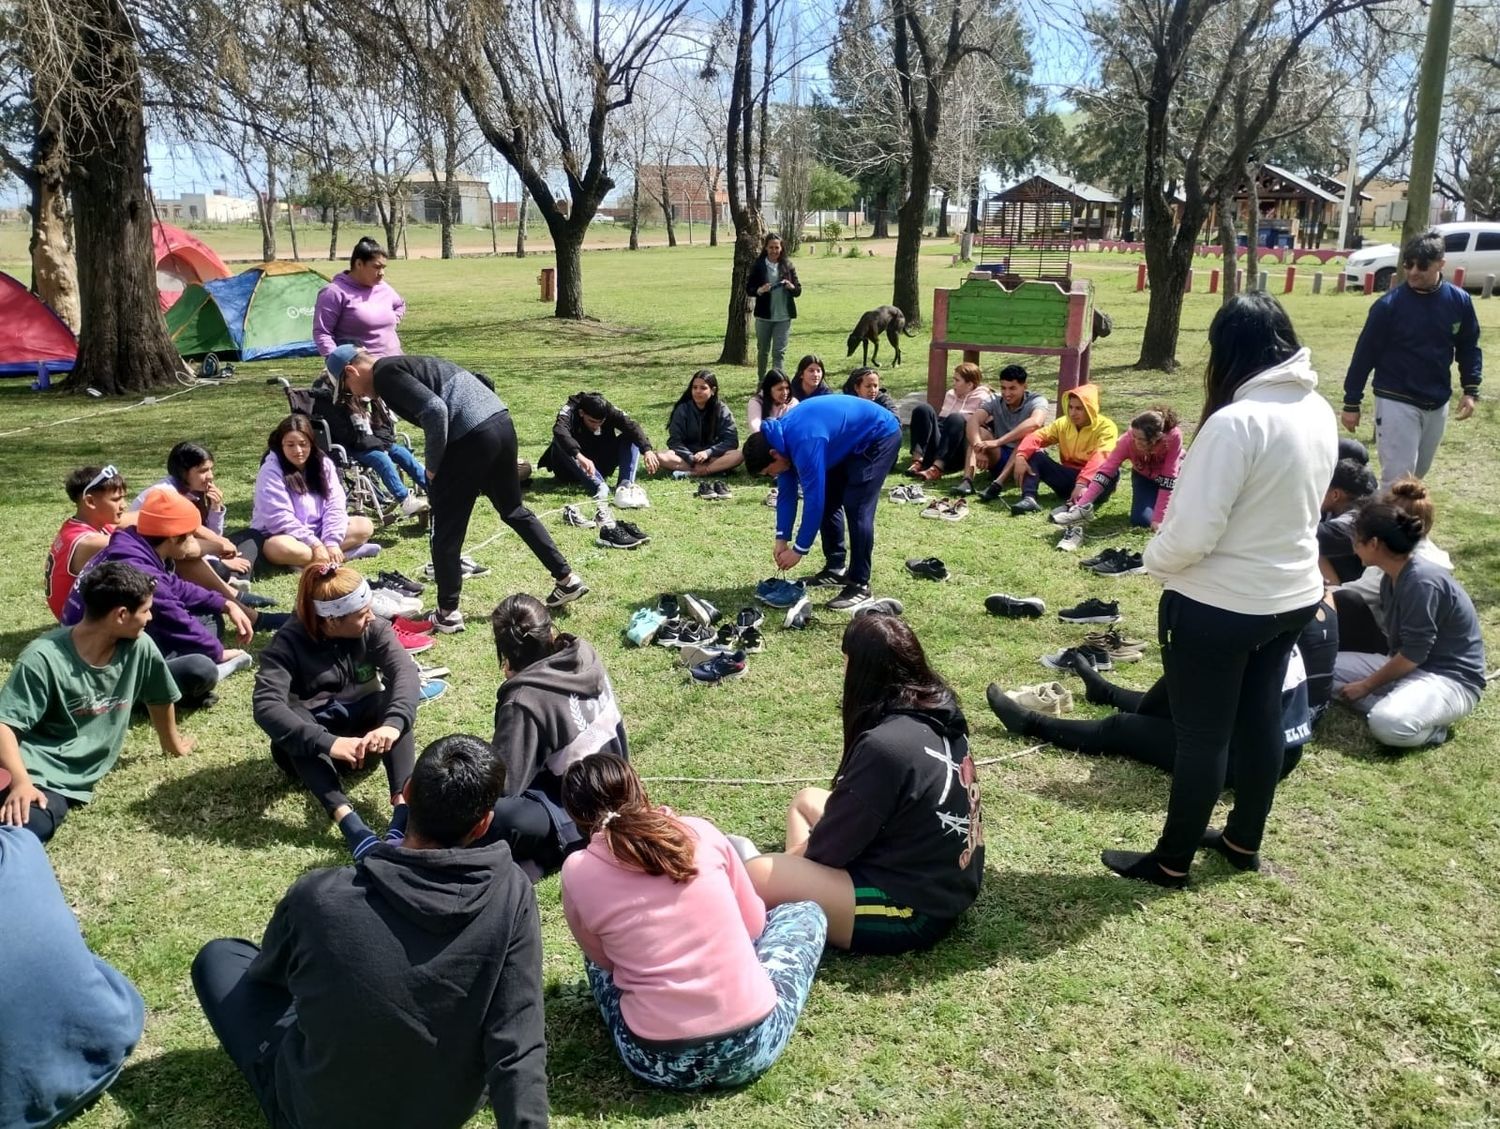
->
<box><xmin>1089</xmin><ymin>551</ymin><xmax>1146</xmax><ymax>577</ymax></box>
<box><xmin>1058</xmin><ymin>598</ymin><xmax>1121</xmax><ymax>624</ymax></box>
<box><xmin>374</xmin><ymin>570</ymin><xmax>422</xmax><ymax>596</ymax></box>
<box><xmin>596</xmin><ymin>524</ymin><xmax>646</xmax><ymax>550</ymax></box>
<box><xmin>715</xmin><ymin>623</ymin><xmax>741</xmax><ymax>648</ymax></box>
<box><xmin>905</xmin><ymin>557</ymin><xmax>949</xmax><ymax>581</ymax></box>
<box><xmin>617</xmin><ymin>520</ymin><xmax>651</xmax><ymax>544</ymax></box>
<box><xmin>854</xmin><ymin>597</ymin><xmax>905</xmax><ymax>617</ymax></box>
<box><xmin>739</xmin><ymin>626</ymin><xmax>764</xmax><ymax>653</ymax></box>
<box><xmin>985</xmin><ymin>593</ymin><xmax>1046</xmax><ymax>618</ymax></box>
<box><xmin>545</xmin><ymin>575</ymin><xmax>589</xmax><ymax>609</ymax></box>
<box><xmin>712</xmin><ymin>479</ymin><xmax>733</xmax><ymax>499</ymax></box>
<box><xmin>1041</xmin><ymin>645</ymin><xmax>1114</xmax><ymax>672</ymax></box>
<box><xmin>977</xmin><ymin>480</ymin><xmax>1004</xmax><ymax>503</ymax></box>
<box><xmin>675</xmin><ymin>622</ymin><xmax>714</xmax><ymax>647</ymax></box>
<box><xmin>236</xmin><ymin>591</ymin><xmax>279</xmax><ymax>609</ymax></box>
<box><xmin>800</xmin><ymin>566</ymin><xmax>847</xmax><ymax>588</ymax></box>
<box><xmin>696</xmin><ymin>481</ymin><xmax>718</xmax><ymax>501</ymax></box>
<box><xmin>1079</xmin><ymin>547</ymin><xmax>1125</xmax><ymax>569</ymax></box>
<box><xmin>655</xmin><ymin>617</ymin><xmax>687</xmax><ymax>647</ymax></box>
<box><xmin>683</xmin><ymin>593</ymin><xmax>721</xmax><ymax>626</ymax></box>
<box><xmin>690</xmin><ymin>649</ymin><xmax>748</xmax><ymax>684</ymax></box>
<box><xmin>783</xmin><ymin>595</ymin><xmax>812</xmax><ymax>629</ymax></box>
<box><xmin>658</xmin><ymin>594</ymin><xmax>680</xmax><ymax>619</ymax></box>
<box><xmin>1009</xmin><ymin>496</ymin><xmax>1042</xmax><ymax>516</ymax></box>
<box><xmin>827</xmin><ymin>583</ymin><xmax>873</xmax><ymax>612</ymax></box>
<box><xmin>736</xmin><ymin>606</ymin><xmax>765</xmax><ymax>630</ymax></box>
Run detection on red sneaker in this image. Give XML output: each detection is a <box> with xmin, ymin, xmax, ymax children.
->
<box><xmin>392</xmin><ymin>615</ymin><xmax>434</xmax><ymax>635</ymax></box>
<box><xmin>394</xmin><ymin>627</ymin><xmax>433</xmax><ymax>654</ymax></box>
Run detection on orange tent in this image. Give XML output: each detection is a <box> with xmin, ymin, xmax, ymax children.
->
<box><xmin>153</xmin><ymin>221</ymin><xmax>231</xmax><ymax>311</ymax></box>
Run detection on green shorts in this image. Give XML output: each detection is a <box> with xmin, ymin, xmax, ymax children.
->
<box><xmin>847</xmin><ymin>880</ymin><xmax>955</xmax><ymax>956</ymax></box>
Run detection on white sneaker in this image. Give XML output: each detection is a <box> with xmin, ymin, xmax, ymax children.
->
<box><xmin>400</xmin><ymin>493</ymin><xmax>430</xmax><ymax>517</ymax></box>
<box><xmin>371</xmin><ymin>589</ymin><xmax>422</xmax><ymax>619</ymax></box>
<box><xmin>1051</xmin><ymin>502</ymin><xmax>1095</xmax><ymax>527</ymax></box>
<box><xmin>1057</xmin><ymin>525</ymin><xmax>1085</xmax><ymax>552</ymax></box>
<box><xmin>1006</xmin><ymin>682</ymin><xmax>1074</xmax><ymax>715</ymax></box>
<box><xmin>615</xmin><ymin>483</ymin><xmax>650</xmax><ymax>509</ymax></box>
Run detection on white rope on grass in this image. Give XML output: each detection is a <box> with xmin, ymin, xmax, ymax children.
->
<box><xmin>639</xmin><ymin>744</ymin><xmax>1044</xmax><ymax>787</ymax></box>
<box><xmin>0</xmin><ymin>378</ymin><xmax>216</xmax><ymax>440</ymax></box>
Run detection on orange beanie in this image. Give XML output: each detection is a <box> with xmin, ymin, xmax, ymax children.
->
<box><xmin>136</xmin><ymin>487</ymin><xmax>201</xmax><ymax>538</ymax></box>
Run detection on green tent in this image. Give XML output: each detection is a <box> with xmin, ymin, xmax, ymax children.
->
<box><xmin>165</xmin><ymin>261</ymin><xmax>329</xmax><ymax>360</ymax></box>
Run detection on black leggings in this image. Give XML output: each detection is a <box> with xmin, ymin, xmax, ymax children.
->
<box><xmin>475</xmin><ymin>793</ymin><xmax>566</xmax><ymax>878</ymax></box>
<box><xmin>0</xmin><ymin>784</ymin><xmax>73</xmax><ymax>844</ymax></box>
<box><xmin>907</xmin><ymin>405</ymin><xmax>968</xmax><ymax>470</ymax></box>
<box><xmin>269</xmin><ymin>694</ymin><xmax>416</xmax><ymax>814</ymax></box>
<box><xmin>191</xmin><ymin>938</ymin><xmax>291</xmax><ymax>1124</ymax></box>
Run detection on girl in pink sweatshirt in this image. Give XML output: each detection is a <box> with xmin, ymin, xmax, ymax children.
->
<box><xmin>559</xmin><ymin>754</ymin><xmax>826</xmax><ymax>1090</ymax></box>
<box><xmin>1054</xmin><ymin>406</ymin><xmax>1183</xmax><ymax>531</ymax></box>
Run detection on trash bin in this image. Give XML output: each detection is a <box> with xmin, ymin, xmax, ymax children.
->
<box><xmin>1278</xmin><ymin>233</ymin><xmax>1293</xmax><ymax>249</ymax></box>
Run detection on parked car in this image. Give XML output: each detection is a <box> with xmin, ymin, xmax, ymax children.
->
<box><xmin>1344</xmin><ymin>222</ymin><xmax>1500</xmax><ymax>292</ymax></box>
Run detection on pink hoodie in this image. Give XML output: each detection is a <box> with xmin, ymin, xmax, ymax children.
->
<box><xmin>312</xmin><ymin>272</ymin><xmax>406</xmax><ymax>358</ymax></box>
<box><xmin>1076</xmin><ymin>428</ymin><xmax>1183</xmax><ymax>522</ymax></box>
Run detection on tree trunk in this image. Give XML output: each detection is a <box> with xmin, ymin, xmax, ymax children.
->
<box><xmin>935</xmin><ymin>189</ymin><xmax>949</xmax><ymax>238</ymax></box>
<box><xmin>719</xmin><ymin>221</ymin><xmax>759</xmax><ymax>365</ymax></box>
<box><xmin>30</xmin><ymin>162</ymin><xmax>81</xmax><ymax>332</ymax></box>
<box><xmin>871</xmin><ymin>188</ymin><xmax>890</xmax><ymax>238</ymax></box>
<box><xmin>440</xmin><ymin>141</ymin><xmax>457</xmax><ymax>259</ymax></box>
<box><xmin>329</xmin><ymin>213</ymin><xmax>340</xmax><ymax>261</ymax></box>
<box><xmin>64</xmin><ymin>1</ymin><xmax>182</xmax><ymax>395</ymax></box>
<box><xmin>1244</xmin><ymin>166</ymin><xmax>1261</xmax><ymax>287</ymax></box>
<box><xmin>1121</xmin><ymin>183</ymin><xmax>1135</xmax><ymax>241</ymax></box>
<box><xmin>286</xmin><ymin>200</ymin><xmax>301</xmax><ymax>261</ymax></box>
<box><xmin>260</xmin><ymin>149</ymin><xmax>278</xmax><ymax>261</ymax></box>
<box><xmin>659</xmin><ymin>169</ymin><xmax>678</xmax><ymax>247</ymax></box>
<box><xmin>892</xmin><ymin>158</ymin><xmax>930</xmax><ymax>325</ymax></box>
<box><xmin>380</xmin><ymin>198</ymin><xmax>399</xmax><ymax>262</ymax></box>
<box><xmin>967</xmin><ymin>184</ymin><xmax>979</xmax><ymax>234</ymax></box>
<box><xmin>1217</xmin><ymin>181</ymin><xmax>1239</xmax><ymax>304</ymax></box>
<box><xmin>516</xmin><ymin>190</ymin><xmax>529</xmax><ymax>258</ymax></box>
<box><xmin>547</xmin><ymin>217</ymin><xmax>587</xmax><ymax>319</ymax></box>
<box><xmin>1137</xmin><ymin>218</ymin><xmax>1195</xmax><ymax>371</ymax></box>
<box><xmin>629</xmin><ymin>175</ymin><xmax>641</xmax><ymax>250</ymax></box>
<box><xmin>709</xmin><ymin>183</ymin><xmax>720</xmax><ymax>247</ymax></box>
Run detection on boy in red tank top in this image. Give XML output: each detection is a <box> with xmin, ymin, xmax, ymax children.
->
<box><xmin>45</xmin><ymin>466</ymin><xmax>127</xmax><ymax>621</ymax></box>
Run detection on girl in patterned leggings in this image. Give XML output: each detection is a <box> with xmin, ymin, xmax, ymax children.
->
<box><xmin>558</xmin><ymin>754</ymin><xmax>825</xmax><ymax>1090</ymax></box>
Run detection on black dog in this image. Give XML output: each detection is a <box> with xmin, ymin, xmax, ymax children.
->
<box><xmin>846</xmin><ymin>305</ymin><xmax>916</xmax><ymax>367</ymax></box>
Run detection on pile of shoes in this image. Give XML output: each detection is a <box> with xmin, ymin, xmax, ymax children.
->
<box><xmin>1039</xmin><ymin>604</ymin><xmax>1148</xmax><ymax>673</ymax></box>
<box><xmin>1080</xmin><ymin>546</ymin><xmax>1145</xmax><ymax>577</ymax></box>
<box><xmin>625</xmin><ymin>594</ymin><xmax>752</xmax><ymax>684</ymax></box>
<box><xmin>560</xmin><ymin>502</ymin><xmax>651</xmax><ymax>549</ymax></box>
<box><xmin>695</xmin><ymin>480</ymin><xmax>734</xmax><ymax>501</ymax></box>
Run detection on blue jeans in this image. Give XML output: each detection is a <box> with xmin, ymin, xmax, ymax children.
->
<box><xmin>1023</xmin><ymin>450</ymin><xmax>1117</xmax><ymax>506</ymax></box>
<box><xmin>356</xmin><ymin>444</ymin><xmax>427</xmax><ymax>501</ymax></box>
<box><xmin>1129</xmin><ymin>470</ymin><xmax>1157</xmax><ymax>527</ymax></box>
<box><xmin>553</xmin><ymin>437</ymin><xmax>641</xmax><ymax>492</ymax></box>
<box><xmin>586</xmin><ymin>900</ymin><xmax>827</xmax><ymax>1090</ymax></box>
<box><xmin>819</xmin><ymin>428</ymin><xmax>902</xmax><ymax>586</ymax></box>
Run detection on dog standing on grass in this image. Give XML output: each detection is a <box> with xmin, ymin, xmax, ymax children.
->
<box><xmin>847</xmin><ymin>305</ymin><xmax>917</xmax><ymax>367</ymax></box>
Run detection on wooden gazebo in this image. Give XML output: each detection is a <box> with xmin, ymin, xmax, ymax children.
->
<box><xmin>978</xmin><ymin>173</ymin><xmax>1120</xmax><ymax>284</ymax></box>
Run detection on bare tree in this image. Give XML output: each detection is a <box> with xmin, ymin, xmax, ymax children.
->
<box><xmin>1437</xmin><ymin>8</ymin><xmax>1500</xmax><ymax>220</ymax></box>
<box><xmin>681</xmin><ymin>72</ymin><xmax>730</xmax><ymax>247</ymax></box>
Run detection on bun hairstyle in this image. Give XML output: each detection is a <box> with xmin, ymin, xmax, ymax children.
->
<box><xmin>1330</xmin><ymin>457</ymin><xmax>1378</xmax><ymax>500</ymax></box>
<box><xmin>1130</xmin><ymin>405</ymin><xmax>1180</xmax><ymax>443</ymax></box>
<box><xmin>296</xmin><ymin>565</ymin><xmax>366</xmax><ymax>638</ymax></box>
<box><xmin>1385</xmin><ymin>475</ymin><xmax>1435</xmax><ymax>537</ymax></box>
<box><xmin>561</xmin><ymin>753</ymin><xmax>699</xmax><ymax>883</ymax></box>
<box><xmin>490</xmin><ymin>593</ymin><xmax>559</xmax><ymax>673</ymax></box>
<box><xmin>1353</xmin><ymin>502</ymin><xmax>1425</xmax><ymax>556</ymax></box>
<box><xmin>350</xmin><ymin>236</ymin><xmax>386</xmax><ymax>269</ymax></box>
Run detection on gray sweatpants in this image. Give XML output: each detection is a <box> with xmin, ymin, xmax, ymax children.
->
<box><xmin>755</xmin><ymin>317</ymin><xmax>791</xmax><ymax>379</ymax></box>
<box><xmin>1374</xmin><ymin>396</ymin><xmax>1447</xmax><ymax>488</ymax></box>
<box><xmin>1333</xmin><ymin>651</ymin><xmax>1479</xmax><ymax>748</ymax></box>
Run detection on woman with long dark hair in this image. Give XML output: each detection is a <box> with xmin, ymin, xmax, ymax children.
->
<box><xmin>238</xmin><ymin>415</ymin><xmax>376</xmax><ymax>570</ymax></box>
<box><xmin>744</xmin><ymin>232</ymin><xmax>801</xmax><ymax>378</ymax></box>
<box><xmin>559</xmin><ymin>753</ymin><xmax>826</xmax><ymax>1090</ymax></box>
<box><xmin>788</xmin><ymin>354</ymin><xmax>829</xmax><ymax>404</ymax></box>
<box><xmin>745</xmin><ymin>613</ymin><xmax>984</xmax><ymax>953</ymax></box>
<box><xmin>657</xmin><ymin>369</ymin><xmax>744</xmax><ymax>482</ymax></box>
<box><xmin>1105</xmin><ymin>292</ymin><xmax>1336</xmax><ymax>886</ymax></box>
<box><xmin>747</xmin><ymin>369</ymin><xmax>792</xmax><ymax>434</ymax></box>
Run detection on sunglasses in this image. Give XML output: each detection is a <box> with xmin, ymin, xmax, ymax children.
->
<box><xmin>84</xmin><ymin>465</ymin><xmax>120</xmax><ymax>494</ymax></box>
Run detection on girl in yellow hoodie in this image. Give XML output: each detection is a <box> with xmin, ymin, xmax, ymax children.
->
<box><xmin>1008</xmin><ymin>384</ymin><xmax>1119</xmax><ymax>515</ymax></box>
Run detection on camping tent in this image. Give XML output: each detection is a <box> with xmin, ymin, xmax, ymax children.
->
<box><xmin>0</xmin><ymin>271</ymin><xmax>77</xmax><ymax>379</ymax></box>
<box><xmin>165</xmin><ymin>261</ymin><xmax>330</xmax><ymax>360</ymax></box>
<box><xmin>153</xmin><ymin>221</ymin><xmax>231</xmax><ymax>311</ymax></box>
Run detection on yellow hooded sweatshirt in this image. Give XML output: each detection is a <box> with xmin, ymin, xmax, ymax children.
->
<box><xmin>1016</xmin><ymin>383</ymin><xmax>1118</xmax><ymax>481</ymax></box>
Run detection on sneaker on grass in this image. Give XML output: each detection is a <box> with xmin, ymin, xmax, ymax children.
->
<box><xmin>976</xmin><ymin>480</ymin><xmax>1005</xmax><ymax>503</ymax></box>
<box><xmin>683</xmin><ymin>593</ymin><xmax>721</xmax><ymax>626</ymax></box>
<box><xmin>391</xmin><ymin>614</ymin><xmax>434</xmax><ymax>635</ymax></box>
<box><xmin>984</xmin><ymin>593</ymin><xmax>1045</xmax><ymax>618</ymax></box>
<box><xmin>1051</xmin><ymin>502</ymin><xmax>1095</xmax><ymax>526</ymax></box>
<box><xmin>800</xmin><ymin>566</ymin><xmax>846</xmax><ymax>588</ymax></box>
<box><xmin>783</xmin><ymin>595</ymin><xmax>812</xmax><ymax>629</ymax></box>
<box><xmin>690</xmin><ymin>650</ymin><xmax>747</xmax><ymax>685</ymax></box>
<box><xmin>1057</xmin><ymin>598</ymin><xmax>1121</xmax><ymax>624</ymax></box>
<box><xmin>755</xmin><ymin>577</ymin><xmax>806</xmax><ymax>608</ymax></box>
<box><xmin>1089</xmin><ymin>551</ymin><xmax>1147</xmax><ymax>577</ymax></box>
<box><xmin>615</xmin><ymin>482</ymin><xmax>650</xmax><ymax>509</ymax></box>
<box><xmin>1006</xmin><ymin>681</ymin><xmax>1074</xmax><ymax>715</ymax></box>
<box><xmin>738</xmin><ymin>627</ymin><xmax>764</xmax><ymax>653</ymax></box>
<box><xmin>655</xmin><ymin>618</ymin><xmax>687</xmax><ymax>647</ymax></box>
<box><xmin>545</xmin><ymin>574</ymin><xmax>589</xmax><ymax>609</ymax></box>
<box><xmin>430</xmin><ymin>609</ymin><xmax>465</xmax><ymax>634</ymax></box>
<box><xmin>375</xmin><ymin>569</ymin><xmax>425</xmax><ymax>595</ymax></box>
<box><xmin>1057</xmin><ymin>525</ymin><xmax>1086</xmax><ymax>552</ymax></box>
<box><xmin>1040</xmin><ymin>645</ymin><xmax>1113</xmax><ymax>673</ymax></box>
<box><xmin>853</xmin><ymin>597</ymin><xmax>904</xmax><ymax>617</ymax></box>
<box><xmin>371</xmin><ymin>589</ymin><xmax>422</xmax><ymax>620</ymax></box>
<box><xmin>1008</xmin><ymin>496</ymin><xmax>1042</xmax><ymax>516</ymax></box>
<box><xmin>418</xmin><ymin>679</ymin><xmax>449</xmax><ymax>705</ymax></box>
<box><xmin>764</xmin><ymin>488</ymin><xmax>779</xmax><ymax>507</ymax></box>
<box><xmin>712</xmin><ymin>479</ymin><xmax>732</xmax><ymax>499</ymax></box>
<box><xmin>904</xmin><ymin>557</ymin><xmax>949</xmax><ymax>581</ymax></box>
<box><xmin>561</xmin><ymin>504</ymin><xmax>591</xmax><ymax>528</ymax></box>
<box><xmin>596</xmin><ymin>524</ymin><xmax>647</xmax><ymax>550</ymax></box>
<box><xmin>826</xmin><ymin>583</ymin><xmax>873</xmax><ymax>612</ymax></box>
<box><xmin>394</xmin><ymin>627</ymin><xmax>434</xmax><ymax>654</ymax></box>
<box><xmin>625</xmin><ymin>608</ymin><xmax>667</xmax><ymax>647</ymax></box>
<box><xmin>695</xmin><ymin>481</ymin><xmax>718</xmax><ymax>501</ymax></box>
<box><xmin>736</xmin><ymin>606</ymin><xmax>765</xmax><ymax>630</ymax></box>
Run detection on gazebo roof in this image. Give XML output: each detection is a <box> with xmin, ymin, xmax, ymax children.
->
<box><xmin>990</xmin><ymin>172</ymin><xmax>1119</xmax><ymax>206</ymax></box>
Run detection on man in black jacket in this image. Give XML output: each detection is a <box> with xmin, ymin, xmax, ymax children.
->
<box><xmin>192</xmin><ymin>734</ymin><xmax>549</xmax><ymax>1129</ymax></box>
<box><xmin>537</xmin><ymin>391</ymin><xmax>660</xmax><ymax>508</ymax></box>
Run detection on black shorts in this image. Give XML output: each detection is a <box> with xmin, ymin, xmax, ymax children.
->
<box><xmin>846</xmin><ymin>876</ymin><xmax>956</xmax><ymax>956</ymax></box>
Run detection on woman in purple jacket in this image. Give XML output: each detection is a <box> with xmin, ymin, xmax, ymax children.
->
<box><xmin>312</xmin><ymin>237</ymin><xmax>406</xmax><ymax>359</ymax></box>
<box><xmin>236</xmin><ymin>415</ymin><xmax>376</xmax><ymax>571</ymax></box>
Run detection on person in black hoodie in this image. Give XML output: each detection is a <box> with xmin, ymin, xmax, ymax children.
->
<box><xmin>656</xmin><ymin>370</ymin><xmax>744</xmax><ymax>479</ymax></box>
<box><xmin>745</xmin><ymin>612</ymin><xmax>984</xmax><ymax>954</ymax></box>
<box><xmin>252</xmin><ymin>565</ymin><xmax>419</xmax><ymax>818</ymax></box>
<box><xmin>481</xmin><ymin>593</ymin><xmax>628</xmax><ymax>880</ymax></box>
<box><xmin>537</xmin><ymin>391</ymin><xmax>661</xmax><ymax>506</ymax></box>
<box><xmin>192</xmin><ymin>733</ymin><xmax>548</xmax><ymax>1129</ymax></box>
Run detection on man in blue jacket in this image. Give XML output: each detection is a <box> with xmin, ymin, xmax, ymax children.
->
<box><xmin>743</xmin><ymin>395</ymin><xmax>902</xmax><ymax>611</ymax></box>
<box><xmin>1343</xmin><ymin>229</ymin><xmax>1483</xmax><ymax>487</ymax></box>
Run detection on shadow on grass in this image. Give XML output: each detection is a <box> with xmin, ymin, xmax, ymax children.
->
<box><xmin>110</xmin><ymin>1047</ymin><xmax>263</xmax><ymax>1128</ymax></box>
<box><xmin>1028</xmin><ymin>760</ymin><xmax>1171</xmax><ymax>813</ymax></box>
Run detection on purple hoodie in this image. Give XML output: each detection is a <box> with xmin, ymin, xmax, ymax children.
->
<box><xmin>312</xmin><ymin>272</ymin><xmax>406</xmax><ymax>358</ymax></box>
<box><xmin>250</xmin><ymin>453</ymin><xmax>348</xmax><ymax>549</ymax></box>
<box><xmin>61</xmin><ymin>527</ymin><xmax>226</xmax><ymax>660</ymax></box>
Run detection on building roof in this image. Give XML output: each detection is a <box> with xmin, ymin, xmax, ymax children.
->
<box><xmin>990</xmin><ymin>172</ymin><xmax>1119</xmax><ymax>205</ymax></box>
<box><xmin>1259</xmin><ymin>164</ymin><xmax>1341</xmax><ymax>204</ymax></box>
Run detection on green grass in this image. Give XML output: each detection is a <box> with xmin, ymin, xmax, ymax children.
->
<box><xmin>4</xmin><ymin>242</ymin><xmax>1498</xmax><ymax>1128</ymax></box>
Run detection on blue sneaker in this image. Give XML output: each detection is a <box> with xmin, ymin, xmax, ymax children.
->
<box><xmin>418</xmin><ymin>679</ymin><xmax>449</xmax><ymax>705</ymax></box>
<box><xmin>689</xmin><ymin>650</ymin><xmax>747</xmax><ymax>685</ymax></box>
<box><xmin>625</xmin><ymin>608</ymin><xmax>667</xmax><ymax>647</ymax></box>
<box><xmin>754</xmin><ymin>577</ymin><xmax>807</xmax><ymax>608</ymax></box>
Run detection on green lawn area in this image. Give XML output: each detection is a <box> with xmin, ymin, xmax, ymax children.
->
<box><xmin>3</xmin><ymin>241</ymin><xmax>1497</xmax><ymax>1128</ymax></box>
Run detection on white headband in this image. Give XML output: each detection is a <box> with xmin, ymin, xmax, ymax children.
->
<box><xmin>313</xmin><ymin>579</ymin><xmax>372</xmax><ymax>618</ymax></box>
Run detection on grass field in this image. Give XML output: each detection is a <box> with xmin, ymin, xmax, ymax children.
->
<box><xmin>3</xmin><ymin>239</ymin><xmax>1497</xmax><ymax>1129</ymax></box>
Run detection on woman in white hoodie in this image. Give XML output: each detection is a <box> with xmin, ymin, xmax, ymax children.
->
<box><xmin>1103</xmin><ymin>293</ymin><xmax>1336</xmax><ymax>888</ymax></box>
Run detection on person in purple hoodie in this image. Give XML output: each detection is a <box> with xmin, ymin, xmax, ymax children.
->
<box><xmin>312</xmin><ymin>237</ymin><xmax>406</xmax><ymax>359</ymax></box>
<box><xmin>64</xmin><ymin>488</ymin><xmax>271</xmax><ymax>705</ymax></box>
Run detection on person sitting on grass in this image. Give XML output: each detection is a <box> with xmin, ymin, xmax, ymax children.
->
<box><xmin>1317</xmin><ymin>455</ymin><xmax>1379</xmax><ymax>584</ymax></box>
<box><xmin>538</xmin><ymin>390</ymin><xmax>661</xmax><ymax>508</ymax></box>
<box><xmin>252</xmin><ymin>565</ymin><xmax>419</xmax><ymax>821</ymax></box>
<box><xmin>656</xmin><ymin>370</ymin><xmax>744</xmax><ymax>480</ymax></box>
<box><xmin>0</xmin><ymin>823</ymin><xmax>145</xmax><ymax>1128</ymax></box>
<box><xmin>128</xmin><ymin>442</ymin><xmax>254</xmax><ymax>577</ymax></box>
<box><xmin>906</xmin><ymin>362</ymin><xmax>991</xmax><ymax>482</ymax></box>
<box><xmin>787</xmin><ymin>354</ymin><xmax>831</xmax><ymax>405</ymax></box>
<box><xmin>747</xmin><ymin>369</ymin><xmax>792</xmax><ymax>433</ymax></box>
<box><xmin>316</xmin><ymin>377</ymin><xmax>431</xmax><ymax>519</ymax></box>
<box><xmin>62</xmin><ymin>488</ymin><xmax>262</xmax><ymax>707</ymax></box>
<box><xmin>559</xmin><ymin>752</ymin><xmax>826</xmax><ymax>1091</ymax></box>
<box><xmin>237</xmin><ymin>414</ymin><xmax>377</xmax><ymax>571</ymax></box>
<box><xmin>45</xmin><ymin>465</ymin><xmax>127</xmax><ymax>622</ymax></box>
<box><xmin>744</xmin><ymin>613</ymin><xmax>984</xmax><ymax>954</ymax></box>
<box><xmin>843</xmin><ymin>366</ymin><xmax>900</xmax><ymax>416</ymax></box>
<box><xmin>2</xmin><ymin>563</ymin><xmax>192</xmax><ymax>844</ymax></box>
<box><xmin>1008</xmin><ymin>384</ymin><xmax>1119</xmax><ymax>517</ymax></box>
<box><xmin>192</xmin><ymin>733</ymin><xmax>548</xmax><ymax>1129</ymax></box>
<box><xmin>962</xmin><ymin>364</ymin><xmax>1049</xmax><ymax>500</ymax></box>
<box><xmin>1051</xmin><ymin>406</ymin><xmax>1184</xmax><ymax>532</ymax></box>
<box><xmin>482</xmin><ymin>593</ymin><xmax>627</xmax><ymax>881</ymax></box>
<box><xmin>1332</xmin><ymin>502</ymin><xmax>1486</xmax><ymax>749</ymax></box>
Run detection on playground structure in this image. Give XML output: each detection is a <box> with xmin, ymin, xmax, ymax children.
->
<box><xmin>927</xmin><ymin>274</ymin><xmax>1095</xmax><ymax>409</ymax></box>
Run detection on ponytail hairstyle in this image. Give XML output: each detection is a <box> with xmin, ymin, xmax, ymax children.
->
<box><xmin>1385</xmin><ymin>475</ymin><xmax>1435</xmax><ymax>537</ymax></box>
<box><xmin>561</xmin><ymin>753</ymin><xmax>699</xmax><ymax>882</ymax></box>
<box><xmin>490</xmin><ymin>593</ymin><xmax>560</xmax><ymax>673</ymax></box>
<box><xmin>350</xmin><ymin>236</ymin><xmax>386</xmax><ymax>270</ymax></box>
<box><xmin>1353</xmin><ymin>502</ymin><xmax>1425</xmax><ymax>556</ymax></box>
<box><xmin>1199</xmin><ymin>292</ymin><xmax>1301</xmax><ymax>429</ymax></box>
<box><xmin>839</xmin><ymin>613</ymin><xmax>957</xmax><ymax>764</ymax></box>
<box><xmin>295</xmin><ymin>565</ymin><xmax>366</xmax><ymax>640</ymax></box>
<box><xmin>267</xmin><ymin>414</ymin><xmax>330</xmax><ymax>496</ymax></box>
<box><xmin>1130</xmin><ymin>405</ymin><xmax>1180</xmax><ymax>444</ymax></box>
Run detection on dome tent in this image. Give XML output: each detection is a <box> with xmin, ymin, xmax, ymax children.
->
<box><xmin>165</xmin><ymin>261</ymin><xmax>330</xmax><ymax>360</ymax></box>
<box><xmin>153</xmin><ymin>221</ymin><xmax>231</xmax><ymax>311</ymax></box>
<box><xmin>0</xmin><ymin>271</ymin><xmax>77</xmax><ymax>381</ymax></box>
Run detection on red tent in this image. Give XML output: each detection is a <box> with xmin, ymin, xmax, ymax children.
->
<box><xmin>0</xmin><ymin>271</ymin><xmax>77</xmax><ymax>381</ymax></box>
<box><xmin>153</xmin><ymin>221</ymin><xmax>231</xmax><ymax>311</ymax></box>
